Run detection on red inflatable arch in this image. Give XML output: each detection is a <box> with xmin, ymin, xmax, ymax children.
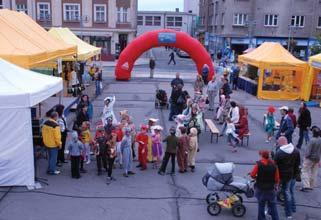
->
<box><xmin>115</xmin><ymin>29</ymin><xmax>214</xmax><ymax>80</ymax></box>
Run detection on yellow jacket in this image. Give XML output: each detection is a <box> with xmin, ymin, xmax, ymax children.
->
<box><xmin>42</xmin><ymin>119</ymin><xmax>62</xmax><ymax>148</ymax></box>
<box><xmin>82</xmin><ymin>129</ymin><xmax>92</xmax><ymax>143</ymax></box>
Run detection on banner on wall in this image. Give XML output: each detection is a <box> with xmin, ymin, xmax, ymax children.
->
<box><xmin>158</xmin><ymin>33</ymin><xmax>176</xmax><ymax>44</ymax></box>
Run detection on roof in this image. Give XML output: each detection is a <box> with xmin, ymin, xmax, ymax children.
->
<box><xmin>48</xmin><ymin>27</ymin><xmax>101</xmax><ymax>61</ymax></box>
<box><xmin>0</xmin><ymin>59</ymin><xmax>63</xmax><ymax>108</ymax></box>
<box><xmin>238</xmin><ymin>42</ymin><xmax>307</xmax><ymax>68</ymax></box>
<box><xmin>0</xmin><ymin>9</ymin><xmax>77</xmax><ymax>68</ymax></box>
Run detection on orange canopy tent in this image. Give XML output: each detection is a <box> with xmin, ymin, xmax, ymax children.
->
<box><xmin>238</xmin><ymin>42</ymin><xmax>308</xmax><ymax>100</ymax></box>
<box><xmin>0</xmin><ymin>9</ymin><xmax>77</xmax><ymax>69</ymax></box>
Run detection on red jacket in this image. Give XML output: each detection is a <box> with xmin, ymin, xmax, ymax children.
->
<box><xmin>288</xmin><ymin>112</ymin><xmax>297</xmax><ymax>128</ymax></box>
<box><xmin>250</xmin><ymin>158</ymin><xmax>280</xmax><ymax>184</ymax></box>
<box><xmin>236</xmin><ymin>115</ymin><xmax>249</xmax><ymax>138</ymax></box>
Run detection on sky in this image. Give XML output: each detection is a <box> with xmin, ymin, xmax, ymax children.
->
<box><xmin>138</xmin><ymin>0</ymin><xmax>184</xmax><ymax>11</ymax></box>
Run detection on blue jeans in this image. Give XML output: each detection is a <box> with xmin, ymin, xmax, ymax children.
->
<box><xmin>296</xmin><ymin>128</ymin><xmax>309</xmax><ymax>149</ymax></box>
<box><xmin>95</xmin><ymin>80</ymin><xmax>101</xmax><ymax>96</ymax></box>
<box><xmin>47</xmin><ymin>148</ymin><xmax>58</xmax><ymax>173</ymax></box>
<box><xmin>255</xmin><ymin>188</ymin><xmax>279</xmax><ymax>220</ymax></box>
<box><xmin>220</xmin><ymin>122</ymin><xmax>227</xmax><ymax>135</ymax></box>
<box><xmin>282</xmin><ymin>179</ymin><xmax>296</xmax><ymax>217</ymax></box>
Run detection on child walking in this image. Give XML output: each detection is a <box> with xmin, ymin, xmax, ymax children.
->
<box><xmin>152</xmin><ymin>126</ymin><xmax>163</xmax><ymax>169</ymax></box>
<box><xmin>177</xmin><ymin>127</ymin><xmax>190</xmax><ymax>173</ymax></box>
<box><xmin>265</xmin><ymin>106</ymin><xmax>276</xmax><ymax>143</ymax></box>
<box><xmin>81</xmin><ymin>121</ymin><xmax>92</xmax><ymax>164</ymax></box>
<box><xmin>158</xmin><ymin>126</ymin><xmax>179</xmax><ymax>176</ymax></box>
<box><xmin>68</xmin><ymin>131</ymin><xmax>84</xmax><ymax>179</ymax></box>
<box><xmin>188</xmin><ymin>127</ymin><xmax>198</xmax><ymax>172</ymax></box>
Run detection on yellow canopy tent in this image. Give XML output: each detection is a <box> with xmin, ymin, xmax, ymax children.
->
<box><xmin>303</xmin><ymin>53</ymin><xmax>321</xmax><ymax>101</ymax></box>
<box><xmin>238</xmin><ymin>42</ymin><xmax>308</xmax><ymax>100</ymax></box>
<box><xmin>48</xmin><ymin>27</ymin><xmax>101</xmax><ymax>61</ymax></box>
<box><xmin>0</xmin><ymin>9</ymin><xmax>77</xmax><ymax>69</ymax></box>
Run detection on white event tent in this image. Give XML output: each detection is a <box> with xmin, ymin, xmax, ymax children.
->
<box><xmin>0</xmin><ymin>59</ymin><xmax>62</xmax><ymax>187</ymax></box>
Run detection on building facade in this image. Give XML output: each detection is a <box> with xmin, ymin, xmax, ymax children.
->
<box><xmin>199</xmin><ymin>0</ymin><xmax>321</xmax><ymax>59</ymax></box>
<box><xmin>0</xmin><ymin>0</ymin><xmax>138</xmax><ymax>60</ymax></box>
<box><xmin>184</xmin><ymin>0</ymin><xmax>199</xmax><ymax>15</ymax></box>
<box><xmin>137</xmin><ymin>10</ymin><xmax>197</xmax><ymax>37</ymax></box>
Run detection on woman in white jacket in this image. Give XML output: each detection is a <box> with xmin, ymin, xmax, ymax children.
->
<box><xmin>102</xmin><ymin>96</ymin><xmax>117</xmax><ymax>125</ymax></box>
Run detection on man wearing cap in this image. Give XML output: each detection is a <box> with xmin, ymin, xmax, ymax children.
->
<box><xmin>42</xmin><ymin>111</ymin><xmax>62</xmax><ymax>175</ymax></box>
<box><xmin>250</xmin><ymin>150</ymin><xmax>280</xmax><ymax>220</ymax></box>
<box><xmin>276</xmin><ymin>106</ymin><xmax>294</xmax><ymax>144</ymax></box>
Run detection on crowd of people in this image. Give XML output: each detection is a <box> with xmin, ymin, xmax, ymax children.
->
<box><xmin>40</xmin><ymin>69</ymin><xmax>321</xmax><ymax>220</ymax></box>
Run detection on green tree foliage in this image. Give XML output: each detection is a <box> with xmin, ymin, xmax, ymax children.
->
<box><xmin>310</xmin><ymin>34</ymin><xmax>321</xmax><ymax>55</ymax></box>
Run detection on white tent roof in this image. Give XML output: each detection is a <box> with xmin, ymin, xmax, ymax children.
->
<box><xmin>0</xmin><ymin>59</ymin><xmax>63</xmax><ymax>109</ymax></box>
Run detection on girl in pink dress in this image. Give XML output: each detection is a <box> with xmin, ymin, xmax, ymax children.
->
<box><xmin>151</xmin><ymin>126</ymin><xmax>163</xmax><ymax>169</ymax></box>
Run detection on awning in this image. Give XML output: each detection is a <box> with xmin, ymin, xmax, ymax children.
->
<box><xmin>48</xmin><ymin>27</ymin><xmax>101</xmax><ymax>61</ymax></box>
<box><xmin>0</xmin><ymin>9</ymin><xmax>77</xmax><ymax>69</ymax></box>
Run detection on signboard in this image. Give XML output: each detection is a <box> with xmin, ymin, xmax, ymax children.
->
<box><xmin>158</xmin><ymin>33</ymin><xmax>176</xmax><ymax>44</ymax></box>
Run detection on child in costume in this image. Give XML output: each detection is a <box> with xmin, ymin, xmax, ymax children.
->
<box><xmin>135</xmin><ymin>125</ymin><xmax>149</xmax><ymax>170</ymax></box>
<box><xmin>226</xmin><ymin>117</ymin><xmax>240</xmax><ymax>152</ymax></box>
<box><xmin>188</xmin><ymin>127</ymin><xmax>198</xmax><ymax>172</ymax></box>
<box><xmin>115</xmin><ymin>124</ymin><xmax>124</xmax><ymax>168</ymax></box>
<box><xmin>103</xmin><ymin>96</ymin><xmax>117</xmax><ymax>125</ymax></box>
<box><xmin>152</xmin><ymin>125</ymin><xmax>163</xmax><ymax>169</ymax></box>
<box><xmin>175</xmin><ymin>114</ymin><xmax>186</xmax><ymax>137</ymax></box>
<box><xmin>106</xmin><ymin>133</ymin><xmax>117</xmax><ymax>181</ymax></box>
<box><xmin>177</xmin><ymin>127</ymin><xmax>190</xmax><ymax>173</ymax></box>
<box><xmin>94</xmin><ymin>126</ymin><xmax>108</xmax><ymax>175</ymax></box>
<box><xmin>67</xmin><ymin>131</ymin><xmax>84</xmax><ymax>179</ymax></box>
<box><xmin>147</xmin><ymin>118</ymin><xmax>158</xmax><ymax>162</ymax></box>
<box><xmin>81</xmin><ymin>121</ymin><xmax>92</xmax><ymax>164</ymax></box>
<box><xmin>265</xmin><ymin>106</ymin><xmax>276</xmax><ymax>143</ymax></box>
<box><xmin>121</xmin><ymin>127</ymin><xmax>135</xmax><ymax>177</ymax></box>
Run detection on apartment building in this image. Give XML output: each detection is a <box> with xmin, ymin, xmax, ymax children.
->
<box><xmin>137</xmin><ymin>10</ymin><xmax>196</xmax><ymax>37</ymax></box>
<box><xmin>0</xmin><ymin>0</ymin><xmax>138</xmax><ymax>60</ymax></box>
<box><xmin>199</xmin><ymin>0</ymin><xmax>321</xmax><ymax>59</ymax></box>
<box><xmin>184</xmin><ymin>0</ymin><xmax>199</xmax><ymax>15</ymax></box>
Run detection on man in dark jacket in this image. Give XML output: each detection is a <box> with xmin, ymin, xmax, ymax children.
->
<box><xmin>250</xmin><ymin>150</ymin><xmax>280</xmax><ymax>220</ymax></box>
<box><xmin>168</xmin><ymin>51</ymin><xmax>176</xmax><ymax>65</ymax></box>
<box><xmin>149</xmin><ymin>57</ymin><xmax>155</xmax><ymax>78</ymax></box>
<box><xmin>171</xmin><ymin>72</ymin><xmax>184</xmax><ymax>88</ymax></box>
<box><xmin>296</xmin><ymin>102</ymin><xmax>312</xmax><ymax>149</ymax></box>
<box><xmin>274</xmin><ymin>136</ymin><xmax>301</xmax><ymax>219</ymax></box>
<box><xmin>276</xmin><ymin>106</ymin><xmax>294</xmax><ymax>143</ymax></box>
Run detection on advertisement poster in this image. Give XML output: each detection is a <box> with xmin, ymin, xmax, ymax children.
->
<box><xmin>158</xmin><ymin>33</ymin><xmax>176</xmax><ymax>44</ymax></box>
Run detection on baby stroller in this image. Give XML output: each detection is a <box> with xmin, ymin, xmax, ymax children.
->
<box><xmin>155</xmin><ymin>89</ymin><xmax>169</xmax><ymax>109</ymax></box>
<box><xmin>202</xmin><ymin>163</ymin><xmax>254</xmax><ymax>217</ymax></box>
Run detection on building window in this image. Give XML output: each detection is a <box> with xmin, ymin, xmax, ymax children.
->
<box><xmin>221</xmin><ymin>13</ymin><xmax>225</xmax><ymax>26</ymax></box>
<box><xmin>291</xmin><ymin>15</ymin><xmax>305</xmax><ymax>27</ymax></box>
<box><xmin>145</xmin><ymin>16</ymin><xmax>153</xmax><ymax>26</ymax></box>
<box><xmin>233</xmin><ymin>13</ymin><xmax>247</xmax><ymax>26</ymax></box>
<box><xmin>318</xmin><ymin>16</ymin><xmax>321</xmax><ymax>28</ymax></box>
<box><xmin>167</xmin><ymin>16</ymin><xmax>174</xmax><ymax>26</ymax></box>
<box><xmin>215</xmin><ymin>14</ymin><xmax>218</xmax><ymax>26</ymax></box>
<box><xmin>37</xmin><ymin>2</ymin><xmax>50</xmax><ymax>21</ymax></box>
<box><xmin>154</xmin><ymin>16</ymin><xmax>161</xmax><ymax>26</ymax></box>
<box><xmin>94</xmin><ymin>4</ymin><xmax>106</xmax><ymax>22</ymax></box>
<box><xmin>117</xmin><ymin>7</ymin><xmax>128</xmax><ymax>23</ymax></box>
<box><xmin>16</xmin><ymin>4</ymin><xmax>28</xmax><ymax>14</ymax></box>
<box><xmin>167</xmin><ymin>16</ymin><xmax>182</xmax><ymax>27</ymax></box>
<box><xmin>137</xmin><ymin>16</ymin><xmax>143</xmax><ymax>25</ymax></box>
<box><xmin>174</xmin><ymin>17</ymin><xmax>182</xmax><ymax>26</ymax></box>
<box><xmin>0</xmin><ymin>0</ymin><xmax>3</xmax><ymax>9</ymax></box>
<box><xmin>63</xmin><ymin>4</ymin><xmax>80</xmax><ymax>22</ymax></box>
<box><xmin>264</xmin><ymin>14</ymin><xmax>278</xmax><ymax>27</ymax></box>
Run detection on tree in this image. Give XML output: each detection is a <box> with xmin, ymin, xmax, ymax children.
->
<box><xmin>310</xmin><ymin>34</ymin><xmax>321</xmax><ymax>55</ymax></box>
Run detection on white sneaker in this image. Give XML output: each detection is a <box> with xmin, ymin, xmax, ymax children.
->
<box><xmin>54</xmin><ymin>170</ymin><xmax>61</xmax><ymax>175</ymax></box>
<box><xmin>86</xmin><ymin>160</ymin><xmax>91</xmax><ymax>165</ymax></box>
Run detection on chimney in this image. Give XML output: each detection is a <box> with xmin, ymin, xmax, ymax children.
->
<box><xmin>175</xmin><ymin>8</ymin><xmax>179</xmax><ymax>12</ymax></box>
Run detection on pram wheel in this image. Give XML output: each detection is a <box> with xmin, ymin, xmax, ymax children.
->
<box><xmin>231</xmin><ymin>203</ymin><xmax>246</xmax><ymax>217</ymax></box>
<box><xmin>207</xmin><ymin>202</ymin><xmax>221</xmax><ymax>216</ymax></box>
<box><xmin>277</xmin><ymin>189</ymin><xmax>284</xmax><ymax>202</ymax></box>
<box><xmin>206</xmin><ymin>193</ymin><xmax>219</xmax><ymax>204</ymax></box>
